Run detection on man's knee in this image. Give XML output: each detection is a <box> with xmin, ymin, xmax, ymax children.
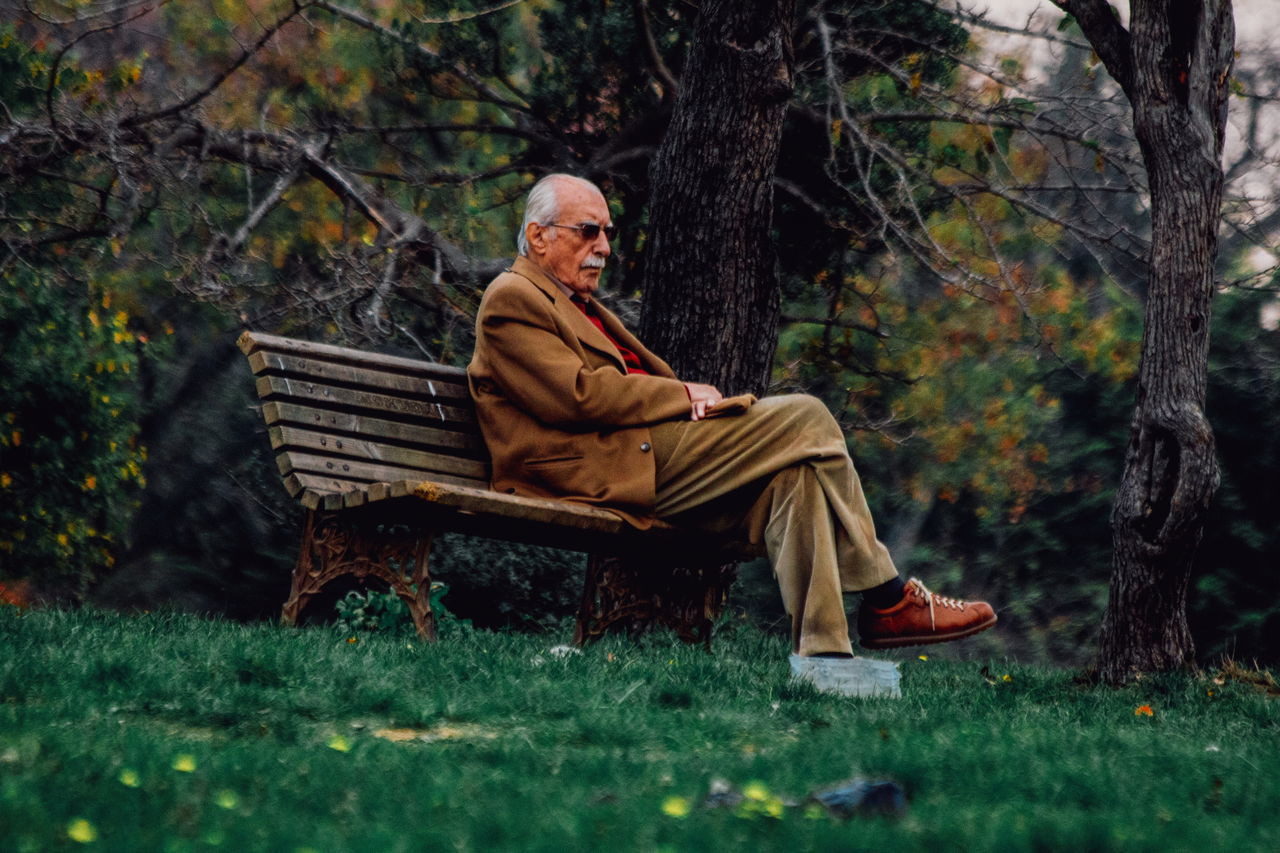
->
<box><xmin>764</xmin><ymin>393</ymin><xmax>843</xmax><ymax>437</ymax></box>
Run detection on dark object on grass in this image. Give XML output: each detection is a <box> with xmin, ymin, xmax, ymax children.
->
<box><xmin>809</xmin><ymin>778</ymin><xmax>907</xmax><ymax>818</ymax></box>
<box><xmin>703</xmin><ymin>778</ymin><xmax>744</xmax><ymax>809</ymax></box>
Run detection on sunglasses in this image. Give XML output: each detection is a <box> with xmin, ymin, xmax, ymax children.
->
<box><xmin>544</xmin><ymin>221</ymin><xmax>617</xmax><ymax>241</ymax></box>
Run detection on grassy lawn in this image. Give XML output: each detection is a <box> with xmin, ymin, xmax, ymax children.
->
<box><xmin>2</xmin><ymin>607</ymin><xmax>1277</xmax><ymax>852</ymax></box>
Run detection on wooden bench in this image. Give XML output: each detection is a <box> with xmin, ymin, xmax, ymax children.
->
<box><xmin>238</xmin><ymin>331</ymin><xmax>760</xmax><ymax>645</ymax></box>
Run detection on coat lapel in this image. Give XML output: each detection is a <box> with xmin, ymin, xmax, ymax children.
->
<box><xmin>508</xmin><ymin>257</ymin><xmax>627</xmax><ymax>373</ymax></box>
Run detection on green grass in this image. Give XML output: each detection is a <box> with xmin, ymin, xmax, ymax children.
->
<box><xmin>2</xmin><ymin>608</ymin><xmax>1277</xmax><ymax>852</ymax></box>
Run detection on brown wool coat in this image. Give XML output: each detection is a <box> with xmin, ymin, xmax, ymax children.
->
<box><xmin>467</xmin><ymin>256</ymin><xmax>692</xmax><ymax>527</ymax></box>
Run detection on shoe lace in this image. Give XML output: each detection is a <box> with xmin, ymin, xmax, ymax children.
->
<box><xmin>907</xmin><ymin>578</ymin><xmax>965</xmax><ymax>630</ymax></box>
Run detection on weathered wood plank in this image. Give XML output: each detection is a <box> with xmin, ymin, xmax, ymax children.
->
<box><xmin>282</xmin><ymin>473</ymin><xmax>306</xmax><ymax>498</ymax></box>
<box><xmin>408</xmin><ymin>480</ymin><xmax>630</xmax><ymax>533</ymax></box>
<box><xmin>342</xmin><ymin>490</ymin><xmax>370</xmax><ymax>509</ymax></box>
<box><xmin>255</xmin><ymin>376</ymin><xmax>477</xmax><ymax>429</ymax></box>
<box><xmin>268</xmin><ymin>425</ymin><xmax>490</xmax><ymax>481</ymax></box>
<box><xmin>279</xmin><ymin>452</ymin><xmax>482</xmax><ymax>491</ymax></box>
<box><xmin>287</xmin><ymin>474</ymin><xmax>367</xmax><ymax>509</ymax></box>
<box><xmin>238</xmin><ymin>330</ymin><xmax>466</xmax><ymax>385</ymax></box>
<box><xmin>261</xmin><ymin>402</ymin><xmax>486</xmax><ymax>457</ymax></box>
<box><xmin>248</xmin><ymin>351</ymin><xmax>471</xmax><ymax>403</ymax></box>
<box><xmin>279</xmin><ymin>466</ymin><xmax>367</xmax><ymax>494</ymax></box>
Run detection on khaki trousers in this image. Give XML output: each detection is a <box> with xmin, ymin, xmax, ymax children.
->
<box><xmin>650</xmin><ymin>394</ymin><xmax>899</xmax><ymax>656</ymax></box>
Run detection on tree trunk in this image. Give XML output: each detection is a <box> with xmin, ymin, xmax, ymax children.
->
<box><xmin>639</xmin><ymin>0</ymin><xmax>796</xmax><ymax>396</ymax></box>
<box><xmin>1069</xmin><ymin>0</ymin><xmax>1234</xmax><ymax>683</ymax></box>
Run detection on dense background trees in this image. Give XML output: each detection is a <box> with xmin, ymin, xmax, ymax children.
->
<box><xmin>2</xmin><ymin>1</ymin><xmax>1277</xmax><ymax>670</ymax></box>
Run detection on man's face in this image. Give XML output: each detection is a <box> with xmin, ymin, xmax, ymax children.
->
<box><xmin>526</xmin><ymin>182</ymin><xmax>613</xmax><ymax>297</ymax></box>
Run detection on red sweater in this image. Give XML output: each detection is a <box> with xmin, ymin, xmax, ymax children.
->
<box><xmin>572</xmin><ymin>297</ymin><xmax>649</xmax><ymax>375</ymax></box>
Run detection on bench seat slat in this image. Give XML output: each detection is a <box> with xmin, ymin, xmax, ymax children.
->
<box><xmin>278</xmin><ymin>452</ymin><xmax>487</xmax><ymax>493</ymax></box>
<box><xmin>268</xmin><ymin>425</ymin><xmax>490</xmax><ymax>481</ymax></box>
<box><xmin>238</xmin><ymin>331</ymin><xmax>466</xmax><ymax>385</ymax></box>
<box><xmin>290</xmin><ymin>476</ymin><xmax>640</xmax><ymax>542</ymax></box>
<box><xmin>324</xmin><ymin>481</ymin><xmax>761</xmax><ymax>558</ymax></box>
<box><xmin>249</xmin><ymin>351</ymin><xmax>471</xmax><ymax>403</ymax></box>
<box><xmin>408</xmin><ymin>480</ymin><xmax>630</xmax><ymax>533</ymax></box>
<box><xmin>262</xmin><ymin>402</ymin><xmax>487</xmax><ymax>457</ymax></box>
<box><xmin>256</xmin><ymin>376</ymin><xmax>477</xmax><ymax>430</ymax></box>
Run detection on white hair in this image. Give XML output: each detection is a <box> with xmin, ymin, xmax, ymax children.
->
<box><xmin>517</xmin><ymin>173</ymin><xmax>600</xmax><ymax>256</ymax></box>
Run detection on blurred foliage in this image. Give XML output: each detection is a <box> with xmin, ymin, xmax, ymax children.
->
<box><xmin>429</xmin><ymin>535</ymin><xmax>584</xmax><ymax>632</ymax></box>
<box><xmin>1192</xmin><ymin>287</ymin><xmax>1280</xmax><ymax>663</ymax></box>
<box><xmin>0</xmin><ymin>268</ymin><xmax>151</xmax><ymax>600</ymax></box>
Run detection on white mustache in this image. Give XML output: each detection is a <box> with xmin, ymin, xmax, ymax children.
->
<box><xmin>581</xmin><ymin>256</ymin><xmax>606</xmax><ymax>269</ymax></box>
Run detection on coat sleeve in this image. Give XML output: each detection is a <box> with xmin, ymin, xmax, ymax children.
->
<box><xmin>476</xmin><ymin>280</ymin><xmax>691</xmax><ymax>430</ymax></box>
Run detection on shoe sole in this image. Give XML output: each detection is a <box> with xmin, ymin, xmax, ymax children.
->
<box><xmin>859</xmin><ymin>614</ymin><xmax>998</xmax><ymax>649</ymax></box>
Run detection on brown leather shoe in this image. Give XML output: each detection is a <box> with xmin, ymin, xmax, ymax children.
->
<box><xmin>857</xmin><ymin>578</ymin><xmax>997</xmax><ymax>649</ymax></box>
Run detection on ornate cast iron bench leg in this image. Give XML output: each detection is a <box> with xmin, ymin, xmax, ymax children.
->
<box><xmin>283</xmin><ymin>509</ymin><xmax>439</xmax><ymax>640</ymax></box>
<box><xmin>574</xmin><ymin>553</ymin><xmax>736</xmax><ymax>650</ymax></box>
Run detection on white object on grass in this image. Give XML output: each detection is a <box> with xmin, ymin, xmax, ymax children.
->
<box><xmin>789</xmin><ymin>654</ymin><xmax>902</xmax><ymax>698</ymax></box>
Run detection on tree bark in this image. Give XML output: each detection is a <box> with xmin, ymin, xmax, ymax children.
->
<box><xmin>639</xmin><ymin>0</ymin><xmax>796</xmax><ymax>396</ymax></box>
<box><xmin>1060</xmin><ymin>0</ymin><xmax>1233</xmax><ymax>683</ymax></box>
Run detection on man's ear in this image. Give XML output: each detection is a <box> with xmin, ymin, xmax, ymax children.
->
<box><xmin>525</xmin><ymin>222</ymin><xmax>545</xmax><ymax>256</ymax></box>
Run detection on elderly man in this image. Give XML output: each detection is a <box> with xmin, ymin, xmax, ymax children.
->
<box><xmin>468</xmin><ymin>173</ymin><xmax>995</xmax><ymax>682</ymax></box>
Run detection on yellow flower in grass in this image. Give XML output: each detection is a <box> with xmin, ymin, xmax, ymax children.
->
<box><xmin>327</xmin><ymin>734</ymin><xmax>351</xmax><ymax>752</ymax></box>
<box><xmin>737</xmin><ymin>781</ymin><xmax>785</xmax><ymax>819</ymax></box>
<box><xmin>67</xmin><ymin>818</ymin><xmax>97</xmax><ymax>843</ymax></box>
<box><xmin>118</xmin><ymin>768</ymin><xmax>140</xmax><ymax>787</ymax></box>
<box><xmin>215</xmin><ymin>789</ymin><xmax>239</xmax><ymax>810</ymax></box>
<box><xmin>172</xmin><ymin>754</ymin><xmax>197</xmax><ymax>772</ymax></box>
<box><xmin>660</xmin><ymin>796</ymin><xmax>691</xmax><ymax>818</ymax></box>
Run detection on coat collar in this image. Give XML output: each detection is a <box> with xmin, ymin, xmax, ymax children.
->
<box><xmin>507</xmin><ymin>256</ymin><xmax>627</xmax><ymax>373</ymax></box>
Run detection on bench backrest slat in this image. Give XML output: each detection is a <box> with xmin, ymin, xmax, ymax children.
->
<box><xmin>266</xmin><ymin>426</ymin><xmax>488</xmax><ymax>481</ymax></box>
<box><xmin>244</xmin><ymin>331</ymin><xmax>467</xmax><ymax>384</ymax></box>
<box><xmin>278</xmin><ymin>451</ymin><xmax>485</xmax><ymax>494</ymax></box>
<box><xmin>247</xmin><ymin>351</ymin><xmax>472</xmax><ymax>403</ymax></box>
<box><xmin>254</xmin><ymin>376</ymin><xmax>477</xmax><ymax>430</ymax></box>
<box><xmin>239</xmin><ymin>331</ymin><xmax>491</xmax><ymax>506</ymax></box>
<box><xmin>261</xmin><ymin>402</ymin><xmax>485</xmax><ymax>457</ymax></box>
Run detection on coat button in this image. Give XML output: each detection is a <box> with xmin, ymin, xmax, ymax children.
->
<box><xmin>640</xmin><ymin>442</ymin><xmax>652</xmax><ymax>452</ymax></box>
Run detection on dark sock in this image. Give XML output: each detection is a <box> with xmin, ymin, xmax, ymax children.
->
<box><xmin>809</xmin><ymin>652</ymin><xmax>854</xmax><ymax>659</ymax></box>
<box><xmin>862</xmin><ymin>576</ymin><xmax>907</xmax><ymax>610</ymax></box>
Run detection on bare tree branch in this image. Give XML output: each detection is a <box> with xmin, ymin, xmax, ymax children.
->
<box><xmin>123</xmin><ymin>1</ymin><xmax>308</xmax><ymax>128</ymax></box>
<box><xmin>1051</xmin><ymin>0</ymin><xmax>1133</xmax><ymax>94</ymax></box>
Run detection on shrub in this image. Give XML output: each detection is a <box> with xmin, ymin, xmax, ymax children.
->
<box><xmin>0</xmin><ymin>268</ymin><xmax>149</xmax><ymax>600</ymax></box>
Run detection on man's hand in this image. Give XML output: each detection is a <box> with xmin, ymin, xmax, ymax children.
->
<box><xmin>684</xmin><ymin>382</ymin><xmax>724</xmax><ymax>421</ymax></box>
